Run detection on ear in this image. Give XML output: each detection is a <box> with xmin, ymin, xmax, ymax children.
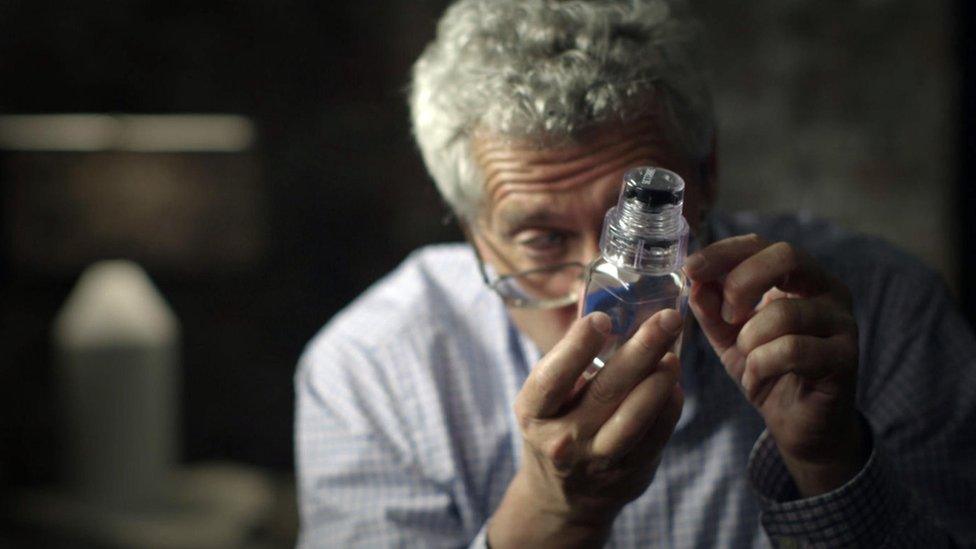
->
<box><xmin>457</xmin><ymin>217</ymin><xmax>491</xmax><ymax>264</ymax></box>
<box><xmin>457</xmin><ymin>217</ymin><xmax>480</xmax><ymax>250</ymax></box>
<box><xmin>456</xmin><ymin>215</ymin><xmax>484</xmax><ymax>245</ymax></box>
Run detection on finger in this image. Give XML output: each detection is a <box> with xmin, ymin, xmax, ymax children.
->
<box><xmin>516</xmin><ymin>312</ymin><xmax>611</xmax><ymax>420</ymax></box>
<box><xmin>683</xmin><ymin>233</ymin><xmax>769</xmax><ymax>282</ymax></box>
<box><xmin>688</xmin><ymin>279</ymin><xmax>738</xmax><ymax>354</ymax></box>
<box><xmin>755</xmin><ymin>287</ymin><xmax>790</xmax><ymax>315</ymax></box>
<box><xmin>721</xmin><ymin>242</ymin><xmax>835</xmax><ymax>324</ymax></box>
<box><xmin>618</xmin><ymin>381</ymin><xmax>684</xmax><ymax>469</ymax></box>
<box><xmin>688</xmin><ymin>280</ymin><xmax>750</xmax><ymax>382</ymax></box>
<box><xmin>740</xmin><ymin>334</ymin><xmax>858</xmax><ymax>402</ymax></box>
<box><xmin>575</xmin><ymin>309</ymin><xmax>683</xmax><ymax>432</ymax></box>
<box><xmin>737</xmin><ymin>297</ymin><xmax>857</xmax><ymax>355</ymax></box>
<box><xmin>590</xmin><ymin>352</ymin><xmax>680</xmax><ymax>458</ymax></box>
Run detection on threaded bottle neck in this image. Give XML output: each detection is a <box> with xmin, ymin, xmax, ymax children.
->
<box><xmin>599</xmin><ymin>167</ymin><xmax>689</xmax><ymax>272</ymax></box>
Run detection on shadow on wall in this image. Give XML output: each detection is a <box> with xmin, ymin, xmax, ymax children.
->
<box><xmin>693</xmin><ymin>0</ymin><xmax>959</xmax><ymax>289</ymax></box>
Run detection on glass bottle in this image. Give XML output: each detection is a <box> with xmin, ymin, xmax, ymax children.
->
<box><xmin>580</xmin><ymin>166</ymin><xmax>689</xmax><ymax>376</ymax></box>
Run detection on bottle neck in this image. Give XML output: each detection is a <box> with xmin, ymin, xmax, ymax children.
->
<box><xmin>617</xmin><ymin>199</ymin><xmax>685</xmax><ymax>234</ymax></box>
<box><xmin>599</xmin><ymin>211</ymin><xmax>689</xmax><ymax>272</ymax></box>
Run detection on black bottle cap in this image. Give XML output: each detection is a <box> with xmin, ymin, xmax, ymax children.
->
<box><xmin>622</xmin><ymin>167</ymin><xmax>684</xmax><ymax>208</ymax></box>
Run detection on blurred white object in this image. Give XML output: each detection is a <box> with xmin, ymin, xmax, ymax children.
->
<box><xmin>22</xmin><ymin>266</ymin><xmax>288</xmax><ymax>546</ymax></box>
<box><xmin>52</xmin><ymin>260</ymin><xmax>179</xmax><ymax>508</ymax></box>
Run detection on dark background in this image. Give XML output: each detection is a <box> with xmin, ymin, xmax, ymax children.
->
<box><xmin>961</xmin><ymin>0</ymin><xmax>976</xmax><ymax>327</ymax></box>
<box><xmin>0</xmin><ymin>1</ymin><xmax>459</xmax><ymax>484</ymax></box>
<box><xmin>0</xmin><ymin>0</ymin><xmax>972</xmax><ymax>543</ymax></box>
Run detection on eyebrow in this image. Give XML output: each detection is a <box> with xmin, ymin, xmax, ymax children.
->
<box><xmin>496</xmin><ymin>207</ymin><xmax>559</xmax><ymax>236</ymax></box>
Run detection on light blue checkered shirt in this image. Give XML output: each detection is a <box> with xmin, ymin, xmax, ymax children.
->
<box><xmin>296</xmin><ymin>213</ymin><xmax>976</xmax><ymax>547</ymax></box>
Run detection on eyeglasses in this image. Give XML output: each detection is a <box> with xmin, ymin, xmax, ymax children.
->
<box><xmin>460</xmin><ymin>210</ymin><xmax>711</xmax><ymax>310</ymax></box>
<box><xmin>469</xmin><ymin>238</ymin><xmax>587</xmax><ymax>309</ymax></box>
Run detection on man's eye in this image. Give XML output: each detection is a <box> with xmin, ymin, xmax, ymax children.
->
<box><xmin>515</xmin><ymin>232</ymin><xmax>568</xmax><ymax>254</ymax></box>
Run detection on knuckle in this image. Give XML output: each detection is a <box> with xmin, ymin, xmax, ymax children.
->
<box><xmin>723</xmin><ymin>273</ymin><xmax>746</xmax><ymax>301</ymax></box>
<box><xmin>771</xmin><ymin>241</ymin><xmax>799</xmax><ymax>267</ymax></box>
<box><xmin>659</xmin><ymin>352</ymin><xmax>681</xmax><ymax>375</ymax></box>
<box><xmin>736</xmin><ymin>324</ymin><xmax>755</xmax><ymax>351</ymax></box>
<box><xmin>783</xmin><ymin>335</ymin><xmax>806</xmax><ymax>359</ymax></box>
<box><xmin>541</xmin><ymin>435</ymin><xmax>563</xmax><ymax>462</ymax></box>
<box><xmin>655</xmin><ymin>357</ymin><xmax>680</xmax><ymax>384</ymax></box>
<box><xmin>562</xmin><ymin>339</ymin><xmax>589</xmax><ymax>360</ymax></box>
<box><xmin>531</xmin><ymin>369</ymin><xmax>560</xmax><ymax>403</ymax></box>
<box><xmin>658</xmin><ymin>370</ymin><xmax>679</xmax><ymax>393</ymax></box>
<box><xmin>571</xmin><ymin>326</ymin><xmax>604</xmax><ymax>353</ymax></box>
<box><xmin>775</xmin><ymin>297</ymin><xmax>802</xmax><ymax>330</ymax></box>
<box><xmin>744</xmin><ymin>233</ymin><xmax>766</xmax><ymax>247</ymax></box>
<box><xmin>632</xmin><ymin>335</ymin><xmax>657</xmax><ymax>355</ymax></box>
<box><xmin>743</xmin><ymin>351</ymin><xmax>760</xmax><ymax>378</ymax></box>
<box><xmin>586</xmin><ymin>376</ymin><xmax>622</xmax><ymax>405</ymax></box>
<box><xmin>633</xmin><ymin>323</ymin><xmax>669</xmax><ymax>353</ymax></box>
<box><xmin>513</xmin><ymin>400</ymin><xmax>533</xmax><ymax>431</ymax></box>
<box><xmin>599</xmin><ymin>417</ymin><xmax>639</xmax><ymax>457</ymax></box>
<box><xmin>742</xmin><ymin>351</ymin><xmax>754</xmax><ymax>372</ymax></box>
<box><xmin>541</xmin><ymin>427</ymin><xmax>578</xmax><ymax>466</ymax></box>
<box><xmin>647</xmin><ymin>371</ymin><xmax>675</xmax><ymax>399</ymax></box>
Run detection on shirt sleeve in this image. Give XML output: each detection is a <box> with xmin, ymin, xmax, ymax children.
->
<box><xmin>748</xmin><ymin>429</ymin><xmax>950</xmax><ymax>548</ymax></box>
<box><xmin>295</xmin><ymin>335</ymin><xmax>487</xmax><ymax>548</ymax></box>
<box><xmin>747</xmin><ymin>264</ymin><xmax>976</xmax><ymax>547</ymax></box>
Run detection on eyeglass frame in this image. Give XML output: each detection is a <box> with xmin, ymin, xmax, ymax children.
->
<box><xmin>462</xmin><ymin>223</ymin><xmax>588</xmax><ymax>309</ymax></box>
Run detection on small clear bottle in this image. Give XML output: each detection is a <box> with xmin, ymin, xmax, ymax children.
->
<box><xmin>580</xmin><ymin>166</ymin><xmax>689</xmax><ymax>375</ymax></box>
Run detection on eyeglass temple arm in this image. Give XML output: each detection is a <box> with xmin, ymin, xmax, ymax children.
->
<box><xmin>457</xmin><ymin>219</ymin><xmax>495</xmax><ymax>286</ymax></box>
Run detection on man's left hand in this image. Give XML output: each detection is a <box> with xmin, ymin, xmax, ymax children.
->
<box><xmin>684</xmin><ymin>234</ymin><xmax>868</xmax><ymax>497</ymax></box>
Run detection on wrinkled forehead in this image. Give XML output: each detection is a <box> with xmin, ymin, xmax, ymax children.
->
<box><xmin>470</xmin><ymin>115</ymin><xmax>687</xmax><ymax>228</ymax></box>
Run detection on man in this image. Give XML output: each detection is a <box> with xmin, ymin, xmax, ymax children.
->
<box><xmin>296</xmin><ymin>1</ymin><xmax>976</xmax><ymax>546</ymax></box>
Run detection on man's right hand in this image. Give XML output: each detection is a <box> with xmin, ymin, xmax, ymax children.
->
<box><xmin>487</xmin><ymin>309</ymin><xmax>685</xmax><ymax>548</ymax></box>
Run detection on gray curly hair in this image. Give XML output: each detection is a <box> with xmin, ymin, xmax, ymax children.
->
<box><xmin>409</xmin><ymin>0</ymin><xmax>714</xmax><ymax>221</ymax></box>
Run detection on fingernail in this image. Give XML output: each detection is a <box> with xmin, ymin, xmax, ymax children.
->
<box><xmin>721</xmin><ymin>302</ymin><xmax>735</xmax><ymax>324</ymax></box>
<box><xmin>658</xmin><ymin>309</ymin><xmax>683</xmax><ymax>335</ymax></box>
<box><xmin>589</xmin><ymin>312</ymin><xmax>612</xmax><ymax>334</ymax></box>
<box><xmin>684</xmin><ymin>253</ymin><xmax>705</xmax><ymax>273</ymax></box>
